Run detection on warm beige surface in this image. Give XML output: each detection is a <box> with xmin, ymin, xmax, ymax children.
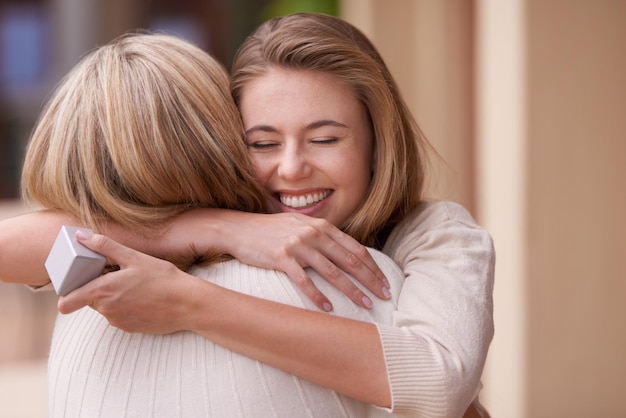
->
<box><xmin>0</xmin><ymin>199</ymin><xmax>30</xmax><ymax>220</ymax></box>
<box><xmin>0</xmin><ymin>200</ymin><xmax>55</xmax><ymax>418</ymax></box>
<box><xmin>343</xmin><ymin>1</ymin><xmax>626</xmax><ymax>416</ymax></box>
<box><xmin>473</xmin><ymin>1</ymin><xmax>528</xmax><ymax>416</ymax></box>
<box><xmin>525</xmin><ymin>1</ymin><xmax>626</xmax><ymax>416</ymax></box>
<box><xmin>0</xmin><ymin>361</ymin><xmax>47</xmax><ymax>418</ymax></box>
<box><xmin>0</xmin><ymin>200</ymin><xmax>57</xmax><ymax>364</ymax></box>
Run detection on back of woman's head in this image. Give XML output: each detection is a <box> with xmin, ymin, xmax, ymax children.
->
<box><xmin>231</xmin><ymin>13</ymin><xmax>430</xmax><ymax>247</ymax></box>
<box><xmin>22</xmin><ymin>33</ymin><xmax>267</xmax><ymax>233</ymax></box>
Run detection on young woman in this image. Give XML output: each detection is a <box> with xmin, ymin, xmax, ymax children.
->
<box><xmin>1</xmin><ymin>13</ymin><xmax>494</xmax><ymax>417</ymax></box>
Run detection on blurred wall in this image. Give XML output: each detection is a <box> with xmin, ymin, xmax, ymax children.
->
<box><xmin>342</xmin><ymin>0</ymin><xmax>476</xmax><ymax>210</ymax></box>
<box><xmin>342</xmin><ymin>0</ymin><xmax>626</xmax><ymax>417</ymax></box>
<box><xmin>1</xmin><ymin>0</ymin><xmax>624</xmax><ymax>416</ymax></box>
<box><xmin>524</xmin><ymin>1</ymin><xmax>625</xmax><ymax>416</ymax></box>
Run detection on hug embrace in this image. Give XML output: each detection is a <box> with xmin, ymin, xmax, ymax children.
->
<box><xmin>0</xmin><ymin>12</ymin><xmax>494</xmax><ymax>418</ymax></box>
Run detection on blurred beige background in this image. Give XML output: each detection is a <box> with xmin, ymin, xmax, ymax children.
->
<box><xmin>0</xmin><ymin>201</ymin><xmax>56</xmax><ymax>418</ymax></box>
<box><xmin>1</xmin><ymin>0</ymin><xmax>625</xmax><ymax>417</ymax></box>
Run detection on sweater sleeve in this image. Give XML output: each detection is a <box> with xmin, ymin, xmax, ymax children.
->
<box><xmin>378</xmin><ymin>201</ymin><xmax>495</xmax><ymax>417</ymax></box>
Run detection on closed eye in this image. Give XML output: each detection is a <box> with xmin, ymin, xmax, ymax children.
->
<box><xmin>247</xmin><ymin>141</ymin><xmax>279</xmax><ymax>150</ymax></box>
<box><xmin>311</xmin><ymin>137</ymin><xmax>338</xmax><ymax>145</ymax></box>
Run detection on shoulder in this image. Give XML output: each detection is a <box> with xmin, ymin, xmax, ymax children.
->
<box><xmin>399</xmin><ymin>200</ymin><xmax>480</xmax><ymax>231</ymax></box>
<box><xmin>383</xmin><ymin>200</ymin><xmax>494</xmax><ymax>262</ymax></box>
<box><xmin>366</xmin><ymin>247</ymin><xmax>403</xmax><ymax>276</ymax></box>
<box><xmin>387</xmin><ymin>200</ymin><xmax>486</xmax><ymax>239</ymax></box>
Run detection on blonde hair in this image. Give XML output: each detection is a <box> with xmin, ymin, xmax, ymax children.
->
<box><xmin>22</xmin><ymin>33</ymin><xmax>267</xmax><ymax>235</ymax></box>
<box><xmin>231</xmin><ymin>13</ymin><xmax>433</xmax><ymax>247</ymax></box>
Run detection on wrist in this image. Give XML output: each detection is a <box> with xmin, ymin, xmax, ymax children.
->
<box><xmin>202</xmin><ymin>209</ymin><xmax>235</xmax><ymax>255</ymax></box>
<box><xmin>183</xmin><ymin>275</ymin><xmax>223</xmax><ymax>334</ymax></box>
<box><xmin>204</xmin><ymin>209</ymin><xmax>263</xmax><ymax>257</ymax></box>
<box><xmin>156</xmin><ymin>208</ymin><xmax>226</xmax><ymax>258</ymax></box>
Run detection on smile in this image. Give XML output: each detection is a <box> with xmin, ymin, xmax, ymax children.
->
<box><xmin>279</xmin><ymin>190</ymin><xmax>331</xmax><ymax>209</ymax></box>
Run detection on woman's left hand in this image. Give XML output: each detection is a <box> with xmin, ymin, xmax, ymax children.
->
<box><xmin>57</xmin><ymin>230</ymin><xmax>202</xmax><ymax>334</ymax></box>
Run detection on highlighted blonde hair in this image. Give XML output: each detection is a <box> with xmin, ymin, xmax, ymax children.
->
<box><xmin>22</xmin><ymin>33</ymin><xmax>267</xmax><ymax>234</ymax></box>
<box><xmin>231</xmin><ymin>13</ymin><xmax>433</xmax><ymax>247</ymax></box>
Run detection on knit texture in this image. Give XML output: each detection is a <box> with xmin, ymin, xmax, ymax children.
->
<box><xmin>47</xmin><ymin>201</ymin><xmax>494</xmax><ymax>417</ymax></box>
<box><xmin>379</xmin><ymin>201</ymin><xmax>494</xmax><ymax>417</ymax></box>
<box><xmin>48</xmin><ymin>250</ymin><xmax>403</xmax><ymax>418</ymax></box>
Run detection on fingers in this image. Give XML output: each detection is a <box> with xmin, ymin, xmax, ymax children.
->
<box><xmin>328</xmin><ymin>228</ymin><xmax>387</xmax><ymax>279</ymax></box>
<box><xmin>328</xmin><ymin>244</ymin><xmax>389</xmax><ymax>300</ymax></box>
<box><xmin>286</xmin><ymin>250</ymin><xmax>385</xmax><ymax>310</ymax></box>
<box><xmin>75</xmin><ymin>229</ymin><xmax>137</xmax><ymax>268</ymax></box>
<box><xmin>58</xmin><ymin>230</ymin><xmax>134</xmax><ymax>314</ymax></box>
<box><xmin>306</xmin><ymin>250</ymin><xmax>377</xmax><ymax>309</ymax></box>
<box><xmin>281</xmin><ymin>217</ymin><xmax>391</xmax><ymax>307</ymax></box>
<box><xmin>57</xmin><ymin>288</ymin><xmax>91</xmax><ymax>314</ymax></box>
<box><xmin>57</xmin><ymin>271</ymin><xmax>106</xmax><ymax>314</ymax></box>
<box><xmin>282</xmin><ymin>261</ymin><xmax>334</xmax><ymax>312</ymax></box>
<box><xmin>312</xmin><ymin>229</ymin><xmax>390</xmax><ymax>302</ymax></box>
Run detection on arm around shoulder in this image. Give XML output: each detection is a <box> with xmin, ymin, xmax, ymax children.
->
<box><xmin>379</xmin><ymin>201</ymin><xmax>495</xmax><ymax>416</ymax></box>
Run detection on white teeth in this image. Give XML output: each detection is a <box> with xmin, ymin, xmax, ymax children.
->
<box><xmin>280</xmin><ymin>191</ymin><xmax>330</xmax><ymax>208</ymax></box>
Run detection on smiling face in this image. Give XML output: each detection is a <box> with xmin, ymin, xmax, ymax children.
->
<box><xmin>239</xmin><ymin>67</ymin><xmax>374</xmax><ymax>227</ymax></box>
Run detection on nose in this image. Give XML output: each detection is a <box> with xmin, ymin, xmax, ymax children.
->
<box><xmin>276</xmin><ymin>144</ymin><xmax>312</xmax><ymax>181</ymax></box>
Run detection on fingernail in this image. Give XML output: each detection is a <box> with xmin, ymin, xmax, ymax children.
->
<box><xmin>322</xmin><ymin>302</ymin><xmax>333</xmax><ymax>312</ymax></box>
<box><xmin>75</xmin><ymin>230</ymin><xmax>90</xmax><ymax>240</ymax></box>
<box><xmin>382</xmin><ymin>277</ymin><xmax>390</xmax><ymax>288</ymax></box>
<box><xmin>382</xmin><ymin>286</ymin><xmax>391</xmax><ymax>299</ymax></box>
<box><xmin>362</xmin><ymin>296</ymin><xmax>373</xmax><ymax>309</ymax></box>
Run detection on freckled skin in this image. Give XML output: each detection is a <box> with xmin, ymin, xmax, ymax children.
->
<box><xmin>241</xmin><ymin>67</ymin><xmax>374</xmax><ymax>227</ymax></box>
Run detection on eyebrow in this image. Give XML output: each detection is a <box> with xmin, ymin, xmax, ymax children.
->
<box><xmin>245</xmin><ymin>119</ymin><xmax>348</xmax><ymax>136</ymax></box>
<box><xmin>307</xmin><ymin>120</ymin><xmax>348</xmax><ymax>130</ymax></box>
<box><xmin>245</xmin><ymin>125</ymin><xmax>276</xmax><ymax>135</ymax></box>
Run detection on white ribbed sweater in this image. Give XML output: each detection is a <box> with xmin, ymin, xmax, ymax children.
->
<box><xmin>48</xmin><ymin>251</ymin><xmax>403</xmax><ymax>417</ymax></box>
<box><xmin>47</xmin><ymin>201</ymin><xmax>494</xmax><ymax>418</ymax></box>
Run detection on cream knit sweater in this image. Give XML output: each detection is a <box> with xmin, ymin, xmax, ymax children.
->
<box><xmin>47</xmin><ymin>201</ymin><xmax>494</xmax><ymax>417</ymax></box>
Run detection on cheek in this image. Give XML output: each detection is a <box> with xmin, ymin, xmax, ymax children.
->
<box><xmin>337</xmin><ymin>155</ymin><xmax>372</xmax><ymax>201</ymax></box>
<box><xmin>352</xmin><ymin>153</ymin><xmax>375</xmax><ymax>203</ymax></box>
<box><xmin>352</xmin><ymin>147</ymin><xmax>374</xmax><ymax>185</ymax></box>
<box><xmin>250</xmin><ymin>156</ymin><xmax>271</xmax><ymax>185</ymax></box>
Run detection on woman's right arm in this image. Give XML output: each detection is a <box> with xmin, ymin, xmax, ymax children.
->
<box><xmin>0</xmin><ymin>209</ymin><xmax>389</xmax><ymax>310</ymax></box>
<box><xmin>155</xmin><ymin>208</ymin><xmax>391</xmax><ymax>310</ymax></box>
<box><xmin>0</xmin><ymin>210</ymin><xmax>78</xmax><ymax>286</ymax></box>
<box><xmin>0</xmin><ymin>210</ymin><xmax>163</xmax><ymax>286</ymax></box>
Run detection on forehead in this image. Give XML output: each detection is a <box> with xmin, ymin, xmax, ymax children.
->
<box><xmin>238</xmin><ymin>67</ymin><xmax>366</xmax><ymax>127</ymax></box>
